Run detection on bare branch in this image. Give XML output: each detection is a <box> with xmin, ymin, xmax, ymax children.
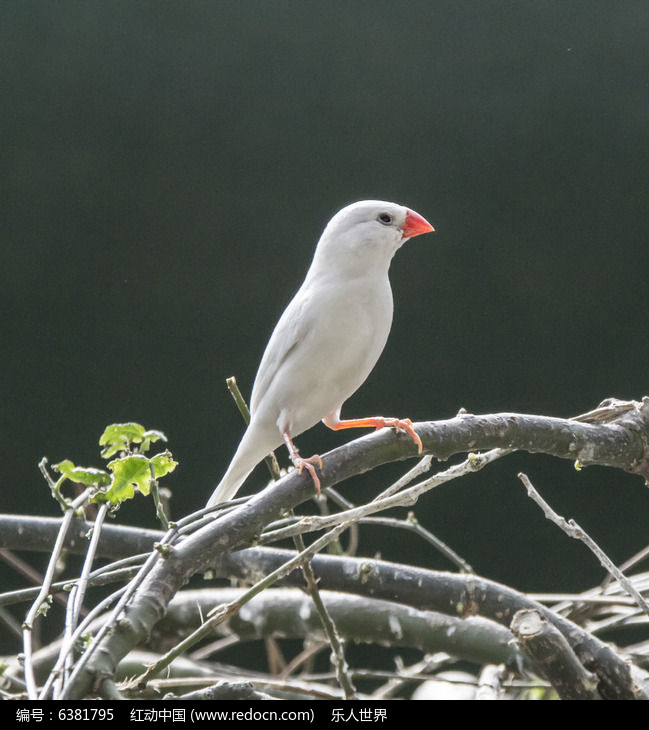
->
<box><xmin>163</xmin><ymin>680</ymin><xmax>274</xmax><ymax>701</ymax></box>
<box><xmin>22</xmin><ymin>488</ymin><xmax>93</xmax><ymax>699</ymax></box>
<box><xmin>11</xmin><ymin>397</ymin><xmax>649</xmax><ymax>700</ymax></box>
<box><xmin>518</xmin><ymin>472</ymin><xmax>649</xmax><ymax>619</ymax></box>
<box><xmin>160</xmin><ymin>588</ymin><xmax>520</xmax><ymax>669</ymax></box>
<box><xmin>213</xmin><ymin>546</ymin><xmax>646</xmax><ymax>700</ymax></box>
<box><xmin>510</xmin><ymin>609</ymin><xmax>600</xmax><ymax>700</ymax></box>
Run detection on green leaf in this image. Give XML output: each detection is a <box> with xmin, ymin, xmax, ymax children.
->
<box><xmin>99</xmin><ymin>423</ymin><xmax>168</xmax><ymax>458</ymax></box>
<box><xmin>103</xmin><ymin>455</ymin><xmax>152</xmax><ymax>503</ymax></box>
<box><xmin>99</xmin><ymin>423</ymin><xmax>146</xmax><ymax>458</ymax></box>
<box><xmin>100</xmin><ymin>451</ymin><xmax>177</xmax><ymax>504</ymax></box>
<box><xmin>150</xmin><ymin>451</ymin><xmax>178</xmax><ymax>478</ymax></box>
<box><xmin>52</xmin><ymin>460</ymin><xmax>111</xmax><ymax>488</ymax></box>
<box><xmin>140</xmin><ymin>429</ymin><xmax>167</xmax><ymax>454</ymax></box>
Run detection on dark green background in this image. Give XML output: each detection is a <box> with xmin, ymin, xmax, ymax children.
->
<box><xmin>4</xmin><ymin>2</ymin><xmax>649</xmax><ymax>592</ymax></box>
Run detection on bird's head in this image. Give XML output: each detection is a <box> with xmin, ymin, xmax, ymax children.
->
<box><xmin>310</xmin><ymin>200</ymin><xmax>434</xmax><ymax>278</ymax></box>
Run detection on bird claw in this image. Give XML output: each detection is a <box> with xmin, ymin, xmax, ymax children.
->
<box><xmin>377</xmin><ymin>417</ymin><xmax>423</xmax><ymax>454</ymax></box>
<box><xmin>283</xmin><ymin>431</ymin><xmax>324</xmax><ymax>496</ymax></box>
<box><xmin>293</xmin><ymin>454</ymin><xmax>323</xmax><ymax>496</ymax></box>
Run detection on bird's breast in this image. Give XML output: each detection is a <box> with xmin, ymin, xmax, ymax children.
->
<box><xmin>273</xmin><ymin>276</ymin><xmax>393</xmax><ymax>435</ymax></box>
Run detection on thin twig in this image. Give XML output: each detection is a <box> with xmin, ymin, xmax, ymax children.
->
<box><xmin>38</xmin><ymin>458</ymin><xmax>69</xmax><ymax>511</ymax></box>
<box><xmin>279</xmin><ymin>642</ymin><xmax>327</xmax><ymax>679</ymax></box>
<box><xmin>149</xmin><ymin>461</ymin><xmax>170</xmax><ymax>530</ymax></box>
<box><xmin>264</xmin><ymin>637</ymin><xmax>286</xmax><ymax>675</ymax></box>
<box><xmin>374</xmin><ymin>454</ymin><xmax>435</xmax><ymax>500</ymax></box>
<box><xmin>227</xmin><ymin>376</ymin><xmax>281</xmax><ymax>480</ymax></box>
<box><xmin>22</xmin><ymin>488</ymin><xmax>93</xmax><ymax>699</ymax></box>
<box><xmin>293</xmin><ymin>532</ymin><xmax>357</xmax><ymax>699</ymax></box>
<box><xmin>55</xmin><ymin>502</ymin><xmax>109</xmax><ymax>698</ymax></box>
<box><xmin>360</xmin><ymin>514</ymin><xmax>473</xmax><ymax>573</ymax></box>
<box><xmin>259</xmin><ymin>448</ymin><xmax>508</xmax><ymax>545</ymax></box>
<box><xmin>601</xmin><ymin>543</ymin><xmax>649</xmax><ymax>591</ymax></box>
<box><xmin>0</xmin><ymin>563</ymin><xmax>144</xmax><ymax>609</ymax></box>
<box><xmin>585</xmin><ymin>607</ymin><xmax>647</xmax><ymax>635</ymax></box>
<box><xmin>518</xmin><ymin>473</ymin><xmax>649</xmax><ymax>619</ymax></box>
<box><xmin>188</xmin><ymin>635</ymin><xmax>240</xmax><ymax>661</ymax></box>
<box><xmin>529</xmin><ymin>593</ymin><xmax>638</xmax><ymax>606</ymax></box>
<box><xmin>371</xmin><ymin>653</ymin><xmax>450</xmax><ymax>699</ymax></box>
<box><xmin>259</xmin><ymin>503</ymin><xmax>474</xmax><ymax>572</ymax></box>
<box><xmin>71</xmin><ymin>505</ymin><xmax>109</xmax><ymax>630</ymax></box>
<box><xmin>0</xmin><ymin>607</ymin><xmax>23</xmax><ymax>639</ymax></box>
<box><xmin>320</xmin><ymin>487</ymin><xmax>356</xmax><ymax>555</ymax></box>
<box><xmin>0</xmin><ymin>549</ymin><xmax>69</xmax><ymax>611</ymax></box>
<box><xmin>39</xmin><ymin>586</ymin><xmax>129</xmax><ymax>700</ymax></box>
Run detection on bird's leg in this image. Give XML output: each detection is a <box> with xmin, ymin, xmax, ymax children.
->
<box><xmin>323</xmin><ymin>409</ymin><xmax>423</xmax><ymax>454</ymax></box>
<box><xmin>282</xmin><ymin>431</ymin><xmax>323</xmax><ymax>496</ymax></box>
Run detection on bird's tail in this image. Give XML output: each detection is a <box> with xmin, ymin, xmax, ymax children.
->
<box><xmin>206</xmin><ymin>421</ymin><xmax>280</xmax><ymax>507</ymax></box>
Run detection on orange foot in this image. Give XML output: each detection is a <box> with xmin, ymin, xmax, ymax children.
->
<box><xmin>282</xmin><ymin>431</ymin><xmax>324</xmax><ymax>496</ymax></box>
<box><xmin>323</xmin><ymin>412</ymin><xmax>423</xmax><ymax>454</ymax></box>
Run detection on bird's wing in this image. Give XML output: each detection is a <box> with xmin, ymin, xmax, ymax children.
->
<box><xmin>249</xmin><ymin>289</ymin><xmax>313</xmax><ymax>416</ymax></box>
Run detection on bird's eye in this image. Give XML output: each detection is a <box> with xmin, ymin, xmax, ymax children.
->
<box><xmin>378</xmin><ymin>213</ymin><xmax>393</xmax><ymax>225</ymax></box>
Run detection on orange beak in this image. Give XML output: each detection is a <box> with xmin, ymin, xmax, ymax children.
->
<box><xmin>402</xmin><ymin>209</ymin><xmax>435</xmax><ymax>239</ymax></box>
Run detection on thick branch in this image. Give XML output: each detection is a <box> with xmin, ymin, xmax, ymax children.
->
<box><xmin>160</xmin><ymin>588</ymin><xmax>520</xmax><ymax>669</ymax></box>
<box><xmin>417</xmin><ymin>397</ymin><xmax>649</xmax><ymax>481</ymax></box>
<box><xmin>212</xmin><ymin>547</ymin><xmax>644</xmax><ymax>701</ymax></box>
<box><xmin>41</xmin><ymin>399</ymin><xmax>649</xmax><ymax>698</ymax></box>
<box><xmin>0</xmin><ymin>515</ymin><xmax>161</xmax><ymax>559</ymax></box>
<box><xmin>510</xmin><ymin>609</ymin><xmax>600</xmax><ymax>700</ymax></box>
<box><xmin>5</xmin><ymin>402</ymin><xmax>648</xmax><ymax>562</ymax></box>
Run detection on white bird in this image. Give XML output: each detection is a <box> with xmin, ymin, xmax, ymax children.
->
<box><xmin>207</xmin><ymin>200</ymin><xmax>434</xmax><ymax>507</ymax></box>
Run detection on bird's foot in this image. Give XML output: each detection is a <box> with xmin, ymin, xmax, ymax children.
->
<box><xmin>373</xmin><ymin>417</ymin><xmax>423</xmax><ymax>454</ymax></box>
<box><xmin>323</xmin><ymin>413</ymin><xmax>423</xmax><ymax>454</ymax></box>
<box><xmin>292</xmin><ymin>453</ymin><xmax>323</xmax><ymax>496</ymax></box>
<box><xmin>282</xmin><ymin>431</ymin><xmax>324</xmax><ymax>496</ymax></box>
